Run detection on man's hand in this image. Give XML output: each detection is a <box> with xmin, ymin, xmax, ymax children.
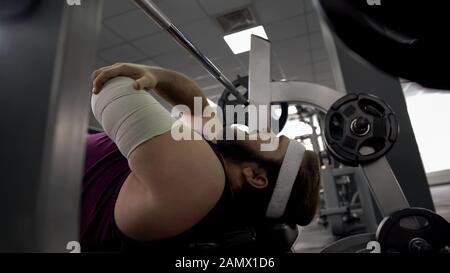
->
<box><xmin>91</xmin><ymin>63</ymin><xmax>160</xmax><ymax>94</ymax></box>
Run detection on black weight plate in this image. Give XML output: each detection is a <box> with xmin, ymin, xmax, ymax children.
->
<box><xmin>377</xmin><ymin>208</ymin><xmax>450</xmax><ymax>253</ymax></box>
<box><xmin>324</xmin><ymin>93</ymin><xmax>398</xmax><ymax>166</ymax></box>
<box><xmin>316</xmin><ymin>0</ymin><xmax>450</xmax><ymax>90</ymax></box>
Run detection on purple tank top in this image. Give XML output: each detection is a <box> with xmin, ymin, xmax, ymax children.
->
<box><xmin>80</xmin><ymin>133</ymin><xmax>233</xmax><ymax>252</ymax></box>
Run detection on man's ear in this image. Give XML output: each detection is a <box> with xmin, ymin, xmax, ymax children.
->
<box><xmin>242</xmin><ymin>164</ymin><xmax>269</xmax><ymax>189</ymax></box>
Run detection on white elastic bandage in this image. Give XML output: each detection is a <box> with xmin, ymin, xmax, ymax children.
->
<box><xmin>265</xmin><ymin>140</ymin><xmax>306</xmax><ymax>219</ymax></box>
<box><xmin>91</xmin><ymin>77</ymin><xmax>175</xmax><ymax>158</ymax></box>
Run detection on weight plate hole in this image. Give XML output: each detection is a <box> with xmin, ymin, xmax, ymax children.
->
<box><xmin>330</xmin><ymin>113</ymin><xmax>345</xmax><ymax>141</ymax></box>
<box><xmin>358</xmin><ymin>137</ymin><xmax>385</xmax><ymax>156</ymax></box>
<box><xmin>359</xmin><ymin>99</ymin><xmax>385</xmax><ymax>117</ymax></box>
<box><xmin>399</xmin><ymin>216</ymin><xmax>429</xmax><ymax>231</ymax></box>
<box><xmin>343</xmin><ymin>105</ymin><xmax>356</xmax><ymax>117</ymax></box>
<box><xmin>359</xmin><ymin>146</ymin><xmax>375</xmax><ymax>156</ymax></box>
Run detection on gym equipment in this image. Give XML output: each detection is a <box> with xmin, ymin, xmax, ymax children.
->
<box><xmin>321</xmin><ymin>233</ymin><xmax>376</xmax><ymax>253</ymax></box>
<box><xmin>377</xmin><ymin>208</ymin><xmax>450</xmax><ymax>253</ymax></box>
<box><xmin>218</xmin><ymin>75</ymin><xmax>289</xmax><ymax>133</ymax></box>
<box><xmin>324</xmin><ymin>93</ymin><xmax>398</xmax><ymax>166</ymax></box>
<box><xmin>0</xmin><ymin>0</ymin><xmax>102</xmax><ymax>251</ymax></box>
<box><xmin>320</xmin><ymin>167</ymin><xmax>378</xmax><ymax>237</ymax></box>
<box><xmin>133</xmin><ymin>0</ymin><xmax>247</xmax><ymax>104</ymax></box>
<box><xmin>292</xmin><ymin>109</ymin><xmax>378</xmax><ymax>237</ymax></box>
<box><xmin>245</xmin><ymin>35</ymin><xmax>450</xmax><ymax>253</ymax></box>
<box><xmin>315</xmin><ymin>0</ymin><xmax>450</xmax><ymax>90</ymax></box>
<box><xmin>320</xmin><ymin>94</ymin><xmax>450</xmax><ymax>253</ymax></box>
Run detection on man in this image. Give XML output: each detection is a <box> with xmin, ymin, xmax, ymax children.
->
<box><xmin>81</xmin><ymin>63</ymin><xmax>320</xmax><ymax>252</ymax></box>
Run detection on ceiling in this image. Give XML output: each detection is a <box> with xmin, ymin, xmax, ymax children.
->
<box><xmin>95</xmin><ymin>0</ymin><xmax>335</xmax><ymax>102</ymax></box>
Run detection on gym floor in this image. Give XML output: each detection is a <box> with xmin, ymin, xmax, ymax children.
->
<box><xmin>294</xmin><ymin>184</ymin><xmax>450</xmax><ymax>253</ymax></box>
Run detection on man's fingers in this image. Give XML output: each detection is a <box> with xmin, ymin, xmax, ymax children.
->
<box><xmin>134</xmin><ymin>76</ymin><xmax>153</xmax><ymax>90</ymax></box>
<box><xmin>91</xmin><ymin>63</ymin><xmax>120</xmax><ymax>82</ymax></box>
<box><xmin>91</xmin><ymin>69</ymin><xmax>101</xmax><ymax>82</ymax></box>
<box><xmin>92</xmin><ymin>64</ymin><xmax>142</xmax><ymax>93</ymax></box>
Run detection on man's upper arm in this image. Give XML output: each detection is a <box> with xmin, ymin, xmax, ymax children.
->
<box><xmin>125</xmin><ymin>128</ymin><xmax>225</xmax><ymax>238</ymax></box>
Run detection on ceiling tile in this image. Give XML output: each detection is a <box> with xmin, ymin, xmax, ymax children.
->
<box><xmin>95</xmin><ymin>58</ymin><xmax>108</xmax><ymax>69</ymax></box>
<box><xmin>102</xmin><ymin>0</ymin><xmax>137</xmax><ymax>18</ymax></box>
<box><xmin>273</xmin><ymin>36</ymin><xmax>311</xmax><ymax>58</ymax></box>
<box><xmin>312</xmin><ymin>47</ymin><xmax>328</xmax><ymax>62</ymax></box>
<box><xmin>310</xmin><ymin>32</ymin><xmax>324</xmax><ymax>48</ymax></box>
<box><xmin>131</xmin><ymin>32</ymin><xmax>180</xmax><ymax>57</ymax></box>
<box><xmin>153</xmin><ymin>50</ymin><xmax>198</xmax><ymax>70</ymax></box>
<box><xmin>214</xmin><ymin>56</ymin><xmax>242</xmax><ymax>72</ymax></box>
<box><xmin>265</xmin><ymin>15</ymin><xmax>308</xmax><ymax>42</ymax></box>
<box><xmin>99</xmin><ymin>44</ymin><xmax>147</xmax><ymax>63</ymax></box>
<box><xmin>177</xmin><ymin>64</ymin><xmax>211</xmax><ymax>80</ymax></box>
<box><xmin>285</xmin><ymin>64</ymin><xmax>314</xmax><ymax>81</ymax></box>
<box><xmin>304</xmin><ymin>0</ymin><xmax>315</xmax><ymax>13</ymax></box>
<box><xmin>98</xmin><ymin>0</ymin><xmax>333</xmax><ymax>93</ymax></box>
<box><xmin>313</xmin><ymin>60</ymin><xmax>331</xmax><ymax>73</ymax></box>
<box><xmin>270</xmin><ymin>63</ymin><xmax>285</xmax><ymax>80</ymax></box>
<box><xmin>198</xmin><ymin>0</ymin><xmax>251</xmax><ymax>15</ymax></box>
<box><xmin>254</xmin><ymin>0</ymin><xmax>305</xmax><ymax>24</ymax></box>
<box><xmin>236</xmin><ymin>52</ymin><xmax>250</xmax><ymax>70</ymax></box>
<box><xmin>138</xmin><ymin>58</ymin><xmax>160</xmax><ymax>66</ymax></box>
<box><xmin>306</xmin><ymin>12</ymin><xmax>321</xmax><ymax>33</ymax></box>
<box><xmin>220</xmin><ymin>61</ymin><xmax>248</xmax><ymax>80</ymax></box>
<box><xmin>157</xmin><ymin>0</ymin><xmax>207</xmax><ymax>25</ymax></box>
<box><xmin>274</xmin><ymin>37</ymin><xmax>313</xmax><ymax>79</ymax></box>
<box><xmin>196</xmin><ymin>76</ymin><xmax>220</xmax><ymax>89</ymax></box>
<box><xmin>104</xmin><ymin>10</ymin><xmax>160</xmax><ymax>40</ymax></box>
<box><xmin>181</xmin><ymin>18</ymin><xmax>231</xmax><ymax>59</ymax></box>
<box><xmin>98</xmin><ymin>27</ymin><xmax>124</xmax><ymax>50</ymax></box>
<box><xmin>315</xmin><ymin>71</ymin><xmax>333</xmax><ymax>81</ymax></box>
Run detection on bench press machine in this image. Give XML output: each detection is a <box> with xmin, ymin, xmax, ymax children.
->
<box><xmin>135</xmin><ymin>0</ymin><xmax>450</xmax><ymax>253</ymax></box>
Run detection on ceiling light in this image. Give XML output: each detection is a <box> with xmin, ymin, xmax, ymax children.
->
<box><xmin>224</xmin><ymin>26</ymin><xmax>268</xmax><ymax>54</ymax></box>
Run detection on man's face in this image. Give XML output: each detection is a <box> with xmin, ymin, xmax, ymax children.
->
<box><xmin>216</xmin><ymin>128</ymin><xmax>291</xmax><ymax>223</ymax></box>
<box><xmin>220</xmin><ymin>126</ymin><xmax>290</xmax><ymax>162</ymax></box>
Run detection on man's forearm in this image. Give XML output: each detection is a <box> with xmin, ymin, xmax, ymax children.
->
<box><xmin>152</xmin><ymin>68</ymin><xmax>209</xmax><ymax>112</ymax></box>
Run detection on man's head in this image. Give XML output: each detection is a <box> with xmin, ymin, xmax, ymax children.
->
<box><xmin>216</xmin><ymin>128</ymin><xmax>321</xmax><ymax>226</ymax></box>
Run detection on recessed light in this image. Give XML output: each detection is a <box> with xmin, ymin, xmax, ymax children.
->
<box><xmin>224</xmin><ymin>26</ymin><xmax>268</xmax><ymax>54</ymax></box>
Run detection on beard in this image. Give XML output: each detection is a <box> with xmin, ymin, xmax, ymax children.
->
<box><xmin>216</xmin><ymin>138</ymin><xmax>261</xmax><ymax>163</ymax></box>
<box><xmin>216</xmin><ymin>139</ymin><xmax>274</xmax><ymax>226</ymax></box>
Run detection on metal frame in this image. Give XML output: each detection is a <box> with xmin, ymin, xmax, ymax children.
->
<box><xmin>36</xmin><ymin>0</ymin><xmax>103</xmax><ymax>252</ymax></box>
<box><xmin>247</xmin><ymin>35</ymin><xmax>410</xmax><ymax>219</ymax></box>
<box><xmin>0</xmin><ymin>0</ymin><xmax>102</xmax><ymax>252</ymax></box>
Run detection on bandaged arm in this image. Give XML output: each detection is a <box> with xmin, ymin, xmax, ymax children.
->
<box><xmin>91</xmin><ymin>76</ymin><xmax>175</xmax><ymax>158</ymax></box>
